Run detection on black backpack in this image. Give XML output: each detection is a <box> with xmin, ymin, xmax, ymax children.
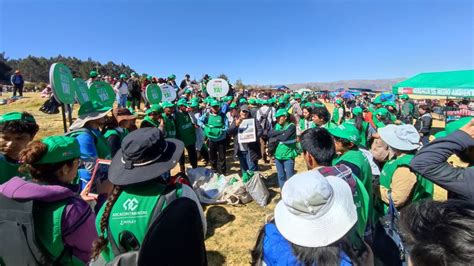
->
<box><xmin>101</xmin><ymin>185</ymin><xmax>207</xmax><ymax>266</ymax></box>
<box><xmin>258</xmin><ymin>108</ymin><xmax>272</xmax><ymax>140</ymax></box>
<box><xmin>0</xmin><ymin>195</ymin><xmax>71</xmax><ymax>266</ymax></box>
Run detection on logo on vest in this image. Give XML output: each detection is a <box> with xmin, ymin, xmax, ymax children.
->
<box><xmin>123</xmin><ymin>198</ymin><xmax>139</xmax><ymax>211</ymax></box>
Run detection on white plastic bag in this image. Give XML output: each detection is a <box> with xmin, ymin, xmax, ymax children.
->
<box><xmin>245</xmin><ymin>172</ymin><xmax>269</xmax><ymax>207</ymax></box>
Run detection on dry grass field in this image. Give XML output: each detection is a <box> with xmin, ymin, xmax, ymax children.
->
<box><xmin>0</xmin><ymin>93</ymin><xmax>447</xmax><ymax>265</ymax></box>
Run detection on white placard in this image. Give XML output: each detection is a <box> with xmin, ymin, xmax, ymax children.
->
<box><xmin>160</xmin><ymin>84</ymin><xmax>177</xmax><ymax>102</ymax></box>
<box><xmin>238</xmin><ymin>118</ymin><xmax>257</xmax><ymax>143</ymax></box>
<box><xmin>206</xmin><ymin>78</ymin><xmax>229</xmax><ymax>98</ymax></box>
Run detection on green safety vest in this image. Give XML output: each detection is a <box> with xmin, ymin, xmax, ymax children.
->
<box><xmin>376</xmin><ymin>154</ymin><xmax>434</xmax><ymax>217</ymax></box>
<box><xmin>68</xmin><ymin>128</ymin><xmax>111</xmax><ymax>160</ymax></box>
<box><xmin>141</xmin><ymin>116</ymin><xmax>160</xmax><ymax>128</ymax></box>
<box><xmin>401</xmin><ymin>102</ymin><xmax>414</xmax><ymax>117</ymax></box>
<box><xmin>298</xmin><ymin>118</ymin><xmax>315</xmax><ymax>133</ymax></box>
<box><xmin>175</xmin><ymin>111</ymin><xmax>196</xmax><ymax>146</ymax></box>
<box><xmin>103</xmin><ymin>128</ymin><xmax>129</xmax><ymax>142</ymax></box>
<box><xmin>0</xmin><ymin>154</ymin><xmax>23</xmax><ymax>184</ymax></box>
<box><xmin>274</xmin><ymin>122</ymin><xmax>298</xmax><ymax>161</ymax></box>
<box><xmin>96</xmin><ymin>183</ymin><xmax>182</xmax><ymax>263</ymax></box>
<box><xmin>331</xmin><ymin>107</ymin><xmax>344</xmax><ymax>125</ymax></box>
<box><xmin>204</xmin><ymin>113</ymin><xmax>225</xmax><ymax>140</ymax></box>
<box><xmin>346</xmin><ymin>119</ymin><xmax>369</xmax><ymax>148</ymax></box>
<box><xmin>35</xmin><ymin>199</ymin><xmax>84</xmax><ymax>265</ymax></box>
<box><xmin>162</xmin><ymin>115</ymin><xmax>177</xmax><ymax>139</ymax></box>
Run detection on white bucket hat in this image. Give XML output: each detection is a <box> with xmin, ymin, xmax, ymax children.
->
<box><xmin>274</xmin><ymin>170</ymin><xmax>357</xmax><ymax>248</ymax></box>
<box><xmin>378</xmin><ymin>124</ymin><xmax>421</xmax><ymax>151</ymax></box>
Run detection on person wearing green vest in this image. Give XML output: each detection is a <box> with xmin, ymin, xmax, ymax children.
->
<box><xmin>399</xmin><ymin>94</ymin><xmax>415</xmax><ymax>125</ymax></box>
<box><xmin>140</xmin><ymin>104</ymin><xmax>163</xmax><ymax>128</ymax></box>
<box><xmin>328</xmin><ymin>123</ymin><xmax>373</xmax><ymax>234</ymax></box>
<box><xmin>0</xmin><ymin>136</ymin><xmax>98</xmax><ymax>265</ymax></box>
<box><xmin>297</xmin><ymin>105</ymin><xmax>315</xmax><ymax>139</ymax></box>
<box><xmin>175</xmin><ymin>99</ymin><xmax>198</xmax><ymax>172</ymax></box>
<box><xmin>91</xmin><ymin>128</ymin><xmax>207</xmax><ymax>264</ymax></box>
<box><xmin>369</xmin><ymin>96</ymin><xmax>383</xmax><ymax>126</ymax></box>
<box><xmin>331</xmin><ymin>99</ymin><xmax>345</xmax><ymax>125</ymax></box>
<box><xmin>346</xmin><ymin>107</ymin><xmax>373</xmax><ymax>149</ymax></box>
<box><xmin>375</xmin><ymin>124</ymin><xmax>434</xmax><ymax>219</ymax></box>
<box><xmin>103</xmin><ymin>108</ymin><xmax>136</xmax><ymax>157</ymax></box>
<box><xmin>268</xmin><ymin>109</ymin><xmax>298</xmax><ymax>188</ymax></box>
<box><xmin>68</xmin><ymin>101</ymin><xmax>112</xmax><ymax>190</ymax></box>
<box><xmin>198</xmin><ymin>99</ymin><xmax>229</xmax><ymax>174</ymax></box>
<box><xmin>311</xmin><ymin>105</ymin><xmax>337</xmax><ymax>129</ymax></box>
<box><xmin>373</xmin><ymin>107</ymin><xmax>392</xmax><ymax>129</ymax></box>
<box><xmin>300</xmin><ymin>127</ymin><xmax>371</xmax><ymax>249</ymax></box>
<box><xmin>0</xmin><ymin>112</ymin><xmax>39</xmax><ymax>184</ymax></box>
<box><xmin>382</xmin><ymin>101</ymin><xmax>398</xmax><ymax>123</ymax></box>
<box><xmin>161</xmin><ymin>101</ymin><xmax>177</xmax><ymax>139</ymax></box>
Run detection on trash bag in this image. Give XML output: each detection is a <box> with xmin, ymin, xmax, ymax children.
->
<box><xmin>221</xmin><ymin>174</ymin><xmax>252</xmax><ymax>205</ymax></box>
<box><xmin>187</xmin><ymin>167</ymin><xmax>214</xmax><ymax>187</ymax></box>
<box><xmin>245</xmin><ymin>172</ymin><xmax>269</xmax><ymax>207</ymax></box>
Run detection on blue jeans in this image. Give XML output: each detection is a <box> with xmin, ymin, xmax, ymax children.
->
<box><xmin>238</xmin><ymin>151</ymin><xmax>258</xmax><ymax>174</ymax></box>
<box><xmin>117</xmin><ymin>94</ymin><xmax>128</xmax><ymax>108</ymax></box>
<box><xmin>275</xmin><ymin>159</ymin><xmax>295</xmax><ymax>188</ymax></box>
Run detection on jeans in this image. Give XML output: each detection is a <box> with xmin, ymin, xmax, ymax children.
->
<box><xmin>117</xmin><ymin>94</ymin><xmax>128</xmax><ymax>108</ymax></box>
<box><xmin>129</xmin><ymin>92</ymin><xmax>141</xmax><ymax>110</ymax></box>
<box><xmin>179</xmin><ymin>143</ymin><xmax>198</xmax><ymax>169</ymax></box>
<box><xmin>275</xmin><ymin>159</ymin><xmax>295</xmax><ymax>188</ymax></box>
<box><xmin>209</xmin><ymin>138</ymin><xmax>227</xmax><ymax>174</ymax></box>
<box><xmin>238</xmin><ymin>150</ymin><xmax>259</xmax><ymax>174</ymax></box>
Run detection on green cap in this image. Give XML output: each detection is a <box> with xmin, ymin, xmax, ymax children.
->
<box><xmin>177</xmin><ymin>98</ymin><xmax>189</xmax><ymax>107</ymax></box>
<box><xmin>204</xmin><ymin>96</ymin><xmax>214</xmax><ymax>104</ymax></box>
<box><xmin>248</xmin><ymin>98</ymin><xmax>257</xmax><ymax>105</ymax></box>
<box><xmin>131</xmin><ymin>72</ymin><xmax>137</xmax><ymax>77</ymax></box>
<box><xmin>375</xmin><ymin>108</ymin><xmax>389</xmax><ymax>117</ymax></box>
<box><xmin>89</xmin><ymin>71</ymin><xmax>98</xmax><ymax>78</ymax></box>
<box><xmin>0</xmin><ymin>112</ymin><xmax>36</xmax><ymax>124</ymax></box>
<box><xmin>275</xmin><ymin>108</ymin><xmax>288</xmax><ymax>118</ymax></box>
<box><xmin>78</xmin><ymin>101</ymin><xmax>111</xmax><ymax>117</ymax></box>
<box><xmin>162</xmin><ymin>102</ymin><xmax>176</xmax><ymax>108</ymax></box>
<box><xmin>168</xmin><ymin>74</ymin><xmax>176</xmax><ymax>80</ymax></box>
<box><xmin>352</xmin><ymin>107</ymin><xmax>363</xmax><ymax>116</ymax></box>
<box><xmin>184</xmin><ymin>88</ymin><xmax>192</xmax><ymax>94</ymax></box>
<box><xmin>294</xmin><ymin>93</ymin><xmax>302</xmax><ymax>99</ymax></box>
<box><xmin>336</xmin><ymin>99</ymin><xmax>343</xmax><ymax>105</ymax></box>
<box><xmin>382</xmin><ymin>101</ymin><xmax>397</xmax><ymax>108</ymax></box>
<box><xmin>146</xmin><ymin>104</ymin><xmax>163</xmax><ymax>115</ymax></box>
<box><xmin>372</xmin><ymin>96</ymin><xmax>382</xmax><ymax>105</ymax></box>
<box><xmin>303</xmin><ymin>102</ymin><xmax>313</xmax><ymax>108</ymax></box>
<box><xmin>446</xmin><ymin>117</ymin><xmax>472</xmax><ymax>135</ymax></box>
<box><xmin>210</xmin><ymin>99</ymin><xmax>220</xmax><ymax>107</ymax></box>
<box><xmin>328</xmin><ymin>123</ymin><xmax>360</xmax><ymax>145</ymax></box>
<box><xmin>190</xmin><ymin>101</ymin><xmax>200</xmax><ymax>108</ymax></box>
<box><xmin>119</xmin><ymin>74</ymin><xmax>127</xmax><ymax>79</ymax></box>
<box><xmin>36</xmin><ymin>136</ymin><xmax>81</xmax><ymax>164</ymax></box>
<box><xmin>313</xmin><ymin>103</ymin><xmax>325</xmax><ymax>108</ymax></box>
<box><xmin>239</xmin><ymin>98</ymin><xmax>247</xmax><ymax>104</ymax></box>
<box><xmin>400</xmin><ymin>94</ymin><xmax>409</xmax><ymax>100</ymax></box>
<box><xmin>229</xmin><ymin>102</ymin><xmax>237</xmax><ymax>109</ymax></box>
<box><xmin>147</xmin><ymin>75</ymin><xmax>153</xmax><ymax>81</ymax></box>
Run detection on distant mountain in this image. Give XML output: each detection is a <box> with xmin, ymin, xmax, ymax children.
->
<box><xmin>282</xmin><ymin>77</ymin><xmax>406</xmax><ymax>92</ymax></box>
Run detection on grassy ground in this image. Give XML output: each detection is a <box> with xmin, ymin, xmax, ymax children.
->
<box><xmin>0</xmin><ymin>93</ymin><xmax>447</xmax><ymax>265</ymax></box>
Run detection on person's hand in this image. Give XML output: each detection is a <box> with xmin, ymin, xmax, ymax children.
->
<box><xmin>372</xmin><ymin>132</ymin><xmax>380</xmax><ymax>139</ymax></box>
<box><xmin>80</xmin><ymin>181</ymin><xmax>98</xmax><ymax>202</ymax></box>
<box><xmin>461</xmin><ymin>118</ymin><xmax>474</xmax><ymax>138</ymax></box>
<box><xmin>235</xmin><ymin>118</ymin><xmax>242</xmax><ymax>126</ymax></box>
<box><xmin>359</xmin><ymin>241</ymin><xmax>374</xmax><ymax>266</ymax></box>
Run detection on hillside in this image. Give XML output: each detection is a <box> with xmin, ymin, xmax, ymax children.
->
<box><xmin>284</xmin><ymin>77</ymin><xmax>406</xmax><ymax>91</ymax></box>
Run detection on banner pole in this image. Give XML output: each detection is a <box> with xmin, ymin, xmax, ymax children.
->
<box><xmin>67</xmin><ymin>104</ymin><xmax>73</xmax><ymax>128</ymax></box>
<box><xmin>61</xmin><ymin>104</ymin><xmax>68</xmax><ymax>133</ymax></box>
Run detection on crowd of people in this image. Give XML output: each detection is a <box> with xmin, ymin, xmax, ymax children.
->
<box><xmin>0</xmin><ymin>70</ymin><xmax>473</xmax><ymax>266</ymax></box>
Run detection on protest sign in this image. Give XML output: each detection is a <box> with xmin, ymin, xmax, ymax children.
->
<box><xmin>73</xmin><ymin>78</ymin><xmax>92</xmax><ymax>104</ymax></box>
<box><xmin>146</xmin><ymin>84</ymin><xmax>163</xmax><ymax>104</ymax></box>
<box><xmin>89</xmin><ymin>81</ymin><xmax>115</xmax><ymax>107</ymax></box>
<box><xmin>238</xmin><ymin>119</ymin><xmax>257</xmax><ymax>143</ymax></box>
<box><xmin>207</xmin><ymin>78</ymin><xmax>229</xmax><ymax>98</ymax></box>
<box><xmin>49</xmin><ymin>63</ymin><xmax>77</xmax><ymax>104</ymax></box>
<box><xmin>161</xmin><ymin>84</ymin><xmax>177</xmax><ymax>102</ymax></box>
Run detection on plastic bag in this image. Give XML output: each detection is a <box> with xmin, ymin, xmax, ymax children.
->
<box><xmin>221</xmin><ymin>174</ymin><xmax>252</xmax><ymax>205</ymax></box>
<box><xmin>187</xmin><ymin>167</ymin><xmax>214</xmax><ymax>187</ymax></box>
<box><xmin>245</xmin><ymin>172</ymin><xmax>269</xmax><ymax>207</ymax></box>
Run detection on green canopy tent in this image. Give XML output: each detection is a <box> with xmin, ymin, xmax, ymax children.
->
<box><xmin>392</xmin><ymin>70</ymin><xmax>474</xmax><ymax>98</ymax></box>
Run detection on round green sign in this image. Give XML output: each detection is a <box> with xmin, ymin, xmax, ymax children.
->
<box><xmin>49</xmin><ymin>63</ymin><xmax>77</xmax><ymax>104</ymax></box>
<box><xmin>89</xmin><ymin>81</ymin><xmax>115</xmax><ymax>107</ymax></box>
<box><xmin>73</xmin><ymin>78</ymin><xmax>92</xmax><ymax>104</ymax></box>
<box><xmin>146</xmin><ymin>84</ymin><xmax>162</xmax><ymax>104</ymax></box>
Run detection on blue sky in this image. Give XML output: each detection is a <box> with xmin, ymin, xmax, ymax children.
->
<box><xmin>0</xmin><ymin>0</ymin><xmax>473</xmax><ymax>84</ymax></box>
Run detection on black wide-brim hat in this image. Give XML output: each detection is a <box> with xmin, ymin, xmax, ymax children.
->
<box><xmin>108</xmin><ymin>128</ymin><xmax>184</xmax><ymax>186</ymax></box>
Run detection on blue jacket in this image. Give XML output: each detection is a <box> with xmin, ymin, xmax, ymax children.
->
<box><xmin>10</xmin><ymin>74</ymin><xmax>24</xmax><ymax>86</ymax></box>
<box><xmin>263</xmin><ymin>223</ymin><xmax>352</xmax><ymax>266</ymax></box>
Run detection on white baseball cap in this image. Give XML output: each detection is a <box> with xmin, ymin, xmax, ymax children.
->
<box><xmin>274</xmin><ymin>170</ymin><xmax>357</xmax><ymax>248</ymax></box>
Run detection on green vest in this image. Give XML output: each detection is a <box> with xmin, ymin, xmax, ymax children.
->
<box><xmin>331</xmin><ymin>107</ymin><xmax>344</xmax><ymax>125</ymax></box>
<box><xmin>298</xmin><ymin>118</ymin><xmax>315</xmax><ymax>133</ymax></box>
<box><xmin>96</xmin><ymin>183</ymin><xmax>182</xmax><ymax>263</ymax></box>
<box><xmin>274</xmin><ymin>123</ymin><xmax>298</xmax><ymax>161</ymax></box>
<box><xmin>204</xmin><ymin>113</ymin><xmax>225</xmax><ymax>140</ymax></box>
<box><xmin>321</xmin><ymin>121</ymin><xmax>337</xmax><ymax>129</ymax></box>
<box><xmin>103</xmin><ymin>128</ymin><xmax>129</xmax><ymax>142</ymax></box>
<box><xmin>401</xmin><ymin>102</ymin><xmax>414</xmax><ymax>117</ymax></box>
<box><xmin>346</xmin><ymin>119</ymin><xmax>369</xmax><ymax>148</ymax></box>
<box><xmin>0</xmin><ymin>154</ymin><xmax>23</xmax><ymax>184</ymax></box>
<box><xmin>353</xmin><ymin>176</ymin><xmax>370</xmax><ymax>238</ymax></box>
<box><xmin>377</xmin><ymin>154</ymin><xmax>434</xmax><ymax>215</ymax></box>
<box><xmin>142</xmin><ymin>116</ymin><xmax>160</xmax><ymax>128</ymax></box>
<box><xmin>35</xmin><ymin>199</ymin><xmax>84</xmax><ymax>265</ymax></box>
<box><xmin>69</xmin><ymin>128</ymin><xmax>111</xmax><ymax>159</ymax></box>
<box><xmin>162</xmin><ymin>115</ymin><xmax>177</xmax><ymax>139</ymax></box>
<box><xmin>175</xmin><ymin>111</ymin><xmax>196</xmax><ymax>146</ymax></box>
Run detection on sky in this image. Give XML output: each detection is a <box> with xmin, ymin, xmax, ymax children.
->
<box><xmin>0</xmin><ymin>0</ymin><xmax>473</xmax><ymax>84</ymax></box>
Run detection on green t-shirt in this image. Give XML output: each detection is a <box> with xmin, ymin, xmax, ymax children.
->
<box><xmin>175</xmin><ymin>111</ymin><xmax>197</xmax><ymax>146</ymax></box>
<box><xmin>274</xmin><ymin>122</ymin><xmax>298</xmax><ymax>161</ymax></box>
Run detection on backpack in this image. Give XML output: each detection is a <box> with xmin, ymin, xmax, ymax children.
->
<box><xmin>0</xmin><ymin>194</ymin><xmax>74</xmax><ymax>266</ymax></box>
<box><xmin>103</xmin><ymin>185</ymin><xmax>207</xmax><ymax>266</ymax></box>
<box><xmin>258</xmin><ymin>108</ymin><xmax>272</xmax><ymax>140</ymax></box>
